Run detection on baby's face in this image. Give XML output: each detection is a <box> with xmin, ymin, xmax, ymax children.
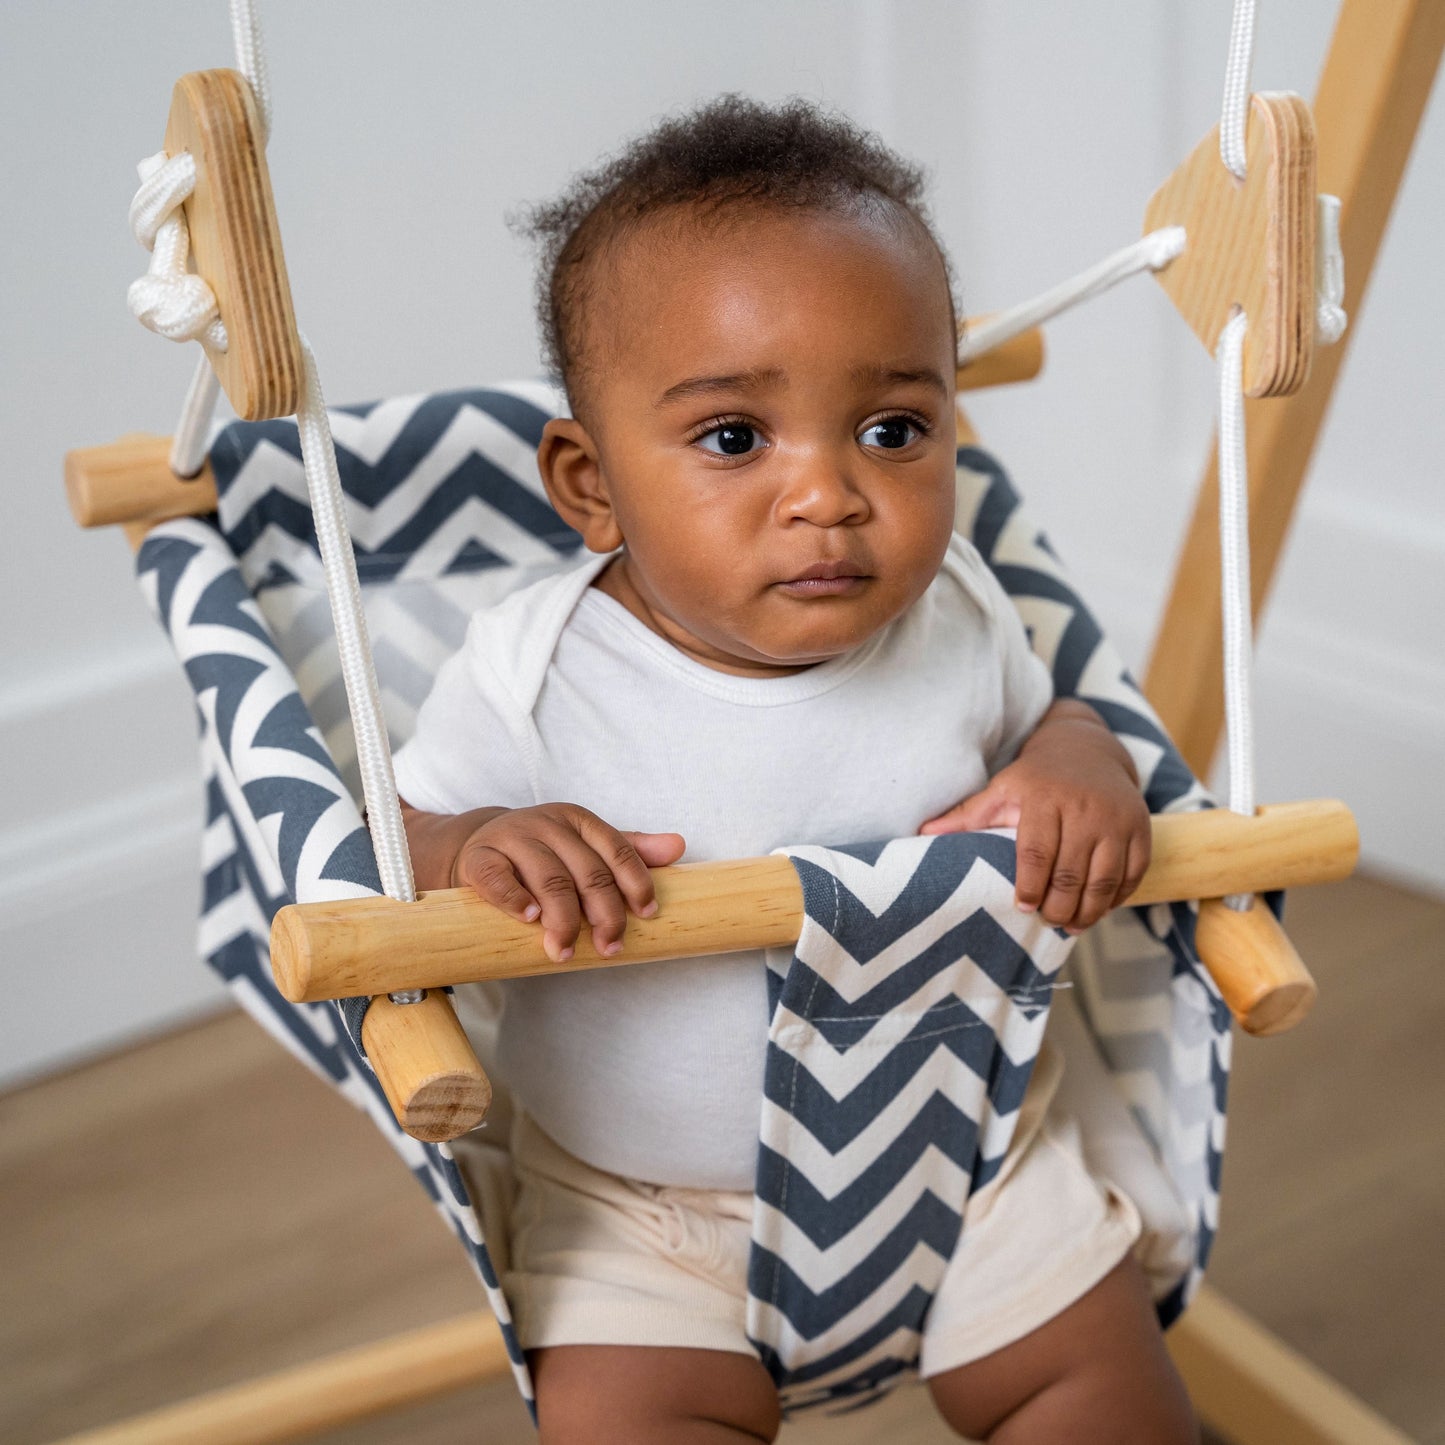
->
<box><xmin>539</xmin><ymin>201</ymin><xmax>959</xmax><ymax>676</ymax></box>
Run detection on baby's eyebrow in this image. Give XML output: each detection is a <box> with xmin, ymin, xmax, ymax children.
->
<box><xmin>849</xmin><ymin>363</ymin><xmax>952</xmax><ymax>396</ymax></box>
<box><xmin>655</xmin><ymin>368</ymin><xmax>785</xmax><ymax>407</ymax></box>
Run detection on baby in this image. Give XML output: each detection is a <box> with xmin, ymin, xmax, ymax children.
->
<box><xmin>395</xmin><ymin>99</ymin><xmax>1195</xmax><ymax>1443</ymax></box>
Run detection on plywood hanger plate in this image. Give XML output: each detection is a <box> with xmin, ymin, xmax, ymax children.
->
<box><xmin>163</xmin><ymin>69</ymin><xmax>303</xmax><ymax>420</ymax></box>
<box><xmin>1144</xmin><ymin>92</ymin><xmax>1316</xmax><ymax>397</ymax></box>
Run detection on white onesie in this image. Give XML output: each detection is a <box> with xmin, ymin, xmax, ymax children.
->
<box><xmin>392</xmin><ymin>533</ymin><xmax>1052</xmax><ymax>1191</ymax></box>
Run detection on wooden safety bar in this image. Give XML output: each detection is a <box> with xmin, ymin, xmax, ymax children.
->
<box><xmin>276</xmin><ymin>798</ymin><xmax>1355</xmax><ymax>1009</ymax></box>
<box><xmin>285</xmin><ymin>800</ymin><xmax>1353</xmax><ymax>1141</ymax></box>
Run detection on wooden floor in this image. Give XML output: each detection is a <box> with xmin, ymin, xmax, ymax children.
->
<box><xmin>4</xmin><ymin>874</ymin><xmax>1443</xmax><ymax>1444</ymax></box>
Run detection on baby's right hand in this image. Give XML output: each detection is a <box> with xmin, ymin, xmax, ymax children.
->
<box><xmin>453</xmin><ymin>804</ymin><xmax>685</xmax><ymax>964</ymax></box>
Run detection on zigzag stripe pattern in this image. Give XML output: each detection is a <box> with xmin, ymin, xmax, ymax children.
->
<box><xmin>132</xmin><ymin>386</ymin><xmax>1229</xmax><ymax>1425</ymax></box>
<box><xmin>210</xmin><ymin>383</ymin><xmax>580</xmax><ymax>591</ymax></box>
<box><xmin>748</xmin><ymin>836</ymin><xmax>1073</xmax><ymax>1411</ymax></box>
<box><xmin>135</xmin><ymin>519</ymin><xmax>535</xmax><ymax>1414</ymax></box>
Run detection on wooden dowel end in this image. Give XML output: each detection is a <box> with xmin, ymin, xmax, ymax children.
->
<box><xmin>65</xmin><ymin>435</ymin><xmax>217</xmax><ymax>529</ymax></box>
<box><xmin>956</xmin><ymin>324</ymin><xmax>1045</xmax><ymax>391</ymax></box>
<box><xmin>1195</xmin><ymin>896</ymin><xmax>1318</xmax><ymax>1036</ymax></box>
<box><xmin>360</xmin><ymin>991</ymin><xmax>492</xmax><ymax>1142</ymax></box>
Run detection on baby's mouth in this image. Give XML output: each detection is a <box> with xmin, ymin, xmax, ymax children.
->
<box><xmin>776</xmin><ymin>561</ymin><xmax>870</xmax><ymax>597</ymax></box>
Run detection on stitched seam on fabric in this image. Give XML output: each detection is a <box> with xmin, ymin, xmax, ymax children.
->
<box><xmin>787</xmin><ymin>981</ymin><xmax>1070</xmax><ymax>1027</ymax></box>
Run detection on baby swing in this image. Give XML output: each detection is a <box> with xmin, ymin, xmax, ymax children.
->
<box><xmin>60</xmin><ymin>1</ymin><xmax>1441</xmax><ymax>1440</ymax></box>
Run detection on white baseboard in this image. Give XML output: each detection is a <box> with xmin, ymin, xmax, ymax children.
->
<box><xmin>0</xmin><ymin>646</ymin><xmax>225</xmax><ymax>1089</ymax></box>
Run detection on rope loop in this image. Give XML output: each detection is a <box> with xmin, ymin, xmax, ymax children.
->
<box><xmin>1220</xmin><ymin>0</ymin><xmax>1258</xmax><ymax>181</ymax></box>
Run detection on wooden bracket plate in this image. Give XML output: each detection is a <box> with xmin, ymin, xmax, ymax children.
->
<box><xmin>163</xmin><ymin>69</ymin><xmax>303</xmax><ymax>420</ymax></box>
<box><xmin>1144</xmin><ymin>92</ymin><xmax>1316</xmax><ymax>397</ymax></box>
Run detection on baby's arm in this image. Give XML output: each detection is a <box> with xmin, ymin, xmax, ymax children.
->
<box><xmin>401</xmin><ymin>800</ymin><xmax>685</xmax><ymax>964</ymax></box>
<box><xmin>920</xmin><ymin>699</ymin><xmax>1150</xmax><ymax>932</ymax></box>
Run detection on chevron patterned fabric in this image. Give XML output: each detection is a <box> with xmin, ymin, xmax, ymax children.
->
<box><xmin>133</xmin><ymin>387</ymin><xmax>1228</xmax><ymax>1424</ymax></box>
<box><xmin>751</xmin><ymin>834</ymin><xmax>1075</xmax><ymax>1411</ymax></box>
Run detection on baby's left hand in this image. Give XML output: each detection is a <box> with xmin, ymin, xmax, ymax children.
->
<box><xmin>919</xmin><ymin>700</ymin><xmax>1150</xmax><ymax>932</ymax></box>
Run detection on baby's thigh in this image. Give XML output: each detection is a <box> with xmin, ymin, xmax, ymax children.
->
<box><xmin>530</xmin><ymin>1343</ymin><xmax>781</xmax><ymax>1445</ymax></box>
<box><xmin>926</xmin><ymin>1257</ymin><xmax>1196</xmax><ymax>1444</ymax></box>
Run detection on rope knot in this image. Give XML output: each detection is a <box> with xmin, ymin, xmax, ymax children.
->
<box><xmin>127</xmin><ymin>150</ymin><xmax>228</xmax><ymax>352</ymax></box>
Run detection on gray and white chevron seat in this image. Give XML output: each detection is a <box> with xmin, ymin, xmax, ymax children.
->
<box><xmin>135</xmin><ymin>382</ymin><xmax>1228</xmax><ymax>1419</ymax></box>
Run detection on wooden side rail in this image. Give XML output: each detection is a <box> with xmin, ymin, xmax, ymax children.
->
<box><xmin>274</xmin><ymin>797</ymin><xmax>1356</xmax><ymax>1013</ymax></box>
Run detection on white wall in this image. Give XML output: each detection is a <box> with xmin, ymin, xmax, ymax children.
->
<box><xmin>2</xmin><ymin>1</ymin><xmax>1440</xmax><ymax>1084</ymax></box>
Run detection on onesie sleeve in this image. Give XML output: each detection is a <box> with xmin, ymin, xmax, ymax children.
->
<box><xmin>391</xmin><ymin>619</ymin><xmax>537</xmax><ymax>817</ymax></box>
<box><xmin>941</xmin><ymin>534</ymin><xmax>1054</xmax><ymax>773</ymax></box>
<box><xmin>988</xmin><ymin>592</ymin><xmax>1055</xmax><ymax>771</ymax></box>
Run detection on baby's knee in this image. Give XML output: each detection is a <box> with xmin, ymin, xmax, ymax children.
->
<box><xmin>531</xmin><ymin>1344</ymin><xmax>781</xmax><ymax>1444</ymax></box>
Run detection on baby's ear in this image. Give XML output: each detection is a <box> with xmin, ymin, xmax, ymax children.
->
<box><xmin>538</xmin><ymin>418</ymin><xmax>623</xmax><ymax>554</ymax></box>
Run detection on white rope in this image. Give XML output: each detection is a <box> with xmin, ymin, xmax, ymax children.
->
<box><xmin>1220</xmin><ymin>0</ymin><xmax>1258</xmax><ymax>181</ymax></box>
<box><xmin>170</xmin><ymin>354</ymin><xmax>222</xmax><ymax>478</ymax></box>
<box><xmin>295</xmin><ymin>337</ymin><xmax>417</xmax><ymax>905</ymax></box>
<box><xmin>957</xmin><ymin>227</ymin><xmax>1186</xmax><ymax>364</ymax></box>
<box><xmin>228</xmin><ymin>0</ymin><xmax>272</xmax><ymax>144</ymax></box>
<box><xmin>127</xmin><ymin>152</ymin><xmax>229</xmax><ymax>352</ymax></box>
<box><xmin>1216</xmin><ymin>312</ymin><xmax>1255</xmax><ymax>911</ymax></box>
<box><xmin>1315</xmin><ymin>193</ymin><xmax>1347</xmax><ymax>344</ymax></box>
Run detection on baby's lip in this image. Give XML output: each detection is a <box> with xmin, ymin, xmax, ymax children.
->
<box><xmin>784</xmin><ymin>560</ymin><xmax>869</xmax><ymax>583</ymax></box>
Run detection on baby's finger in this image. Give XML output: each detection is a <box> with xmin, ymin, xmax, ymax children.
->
<box><xmin>1115</xmin><ymin>829</ymin><xmax>1152</xmax><ymax>911</ymax></box>
<box><xmin>1014</xmin><ymin>807</ymin><xmax>1061</xmax><ymax>914</ymax></box>
<box><xmin>455</xmin><ymin>844</ymin><xmax>540</xmax><ymax>924</ymax></box>
<box><xmin>570</xmin><ymin>815</ymin><xmax>674</xmax><ymax>920</ymax></box>
<box><xmin>1072</xmin><ymin>840</ymin><xmax>1127</xmax><ymax>932</ymax></box>
<box><xmin>541</xmin><ymin>825</ymin><xmax>633</xmax><ymax>957</ymax></box>
<box><xmin>506</xmin><ymin>837</ymin><xmax>584</xmax><ymax>963</ymax></box>
<box><xmin>1038</xmin><ymin>828</ymin><xmax>1092</xmax><ymax>929</ymax></box>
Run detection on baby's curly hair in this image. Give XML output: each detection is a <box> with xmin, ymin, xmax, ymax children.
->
<box><xmin>517</xmin><ymin>95</ymin><xmax>957</xmax><ymax>415</ymax></box>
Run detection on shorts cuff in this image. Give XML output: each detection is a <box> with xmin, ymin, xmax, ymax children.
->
<box><xmin>918</xmin><ymin>1208</ymin><xmax>1139</xmax><ymax>1379</ymax></box>
<box><xmin>512</xmin><ymin>1290</ymin><xmax>757</xmax><ymax>1358</ymax></box>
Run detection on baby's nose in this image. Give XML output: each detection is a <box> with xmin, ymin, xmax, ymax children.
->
<box><xmin>778</xmin><ymin>462</ymin><xmax>870</xmax><ymax>526</ymax></box>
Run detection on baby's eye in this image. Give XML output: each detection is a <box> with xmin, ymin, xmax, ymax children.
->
<box><xmin>696</xmin><ymin>422</ymin><xmax>764</xmax><ymax>457</ymax></box>
<box><xmin>860</xmin><ymin>417</ymin><xmax>923</xmax><ymax>451</ymax></box>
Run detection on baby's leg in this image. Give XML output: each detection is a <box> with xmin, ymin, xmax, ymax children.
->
<box><xmin>927</xmin><ymin>1255</ymin><xmax>1197</xmax><ymax>1443</ymax></box>
<box><xmin>530</xmin><ymin>1344</ymin><xmax>780</xmax><ymax>1444</ymax></box>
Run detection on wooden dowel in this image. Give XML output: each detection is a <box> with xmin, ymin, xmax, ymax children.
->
<box><xmin>1195</xmin><ymin>895</ymin><xmax>1318</xmax><ymax>1036</ymax></box>
<box><xmin>65</xmin><ymin>435</ymin><xmax>218</xmax><ymax>529</ymax></box>
<box><xmin>50</xmin><ymin>1312</ymin><xmax>510</xmax><ymax>1445</ymax></box>
<box><xmin>361</xmin><ymin>990</ymin><xmax>492</xmax><ymax>1142</ymax></box>
<box><xmin>272</xmin><ymin>800</ymin><xmax>1357</xmax><ymax>1005</ymax></box>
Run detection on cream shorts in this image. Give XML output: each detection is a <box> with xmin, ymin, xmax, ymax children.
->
<box><xmin>455</xmin><ymin>1047</ymin><xmax>1142</xmax><ymax>1377</ymax></box>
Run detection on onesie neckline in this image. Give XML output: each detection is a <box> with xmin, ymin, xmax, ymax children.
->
<box><xmin>575</xmin><ymin>584</ymin><xmax>891</xmax><ymax>707</ymax></box>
